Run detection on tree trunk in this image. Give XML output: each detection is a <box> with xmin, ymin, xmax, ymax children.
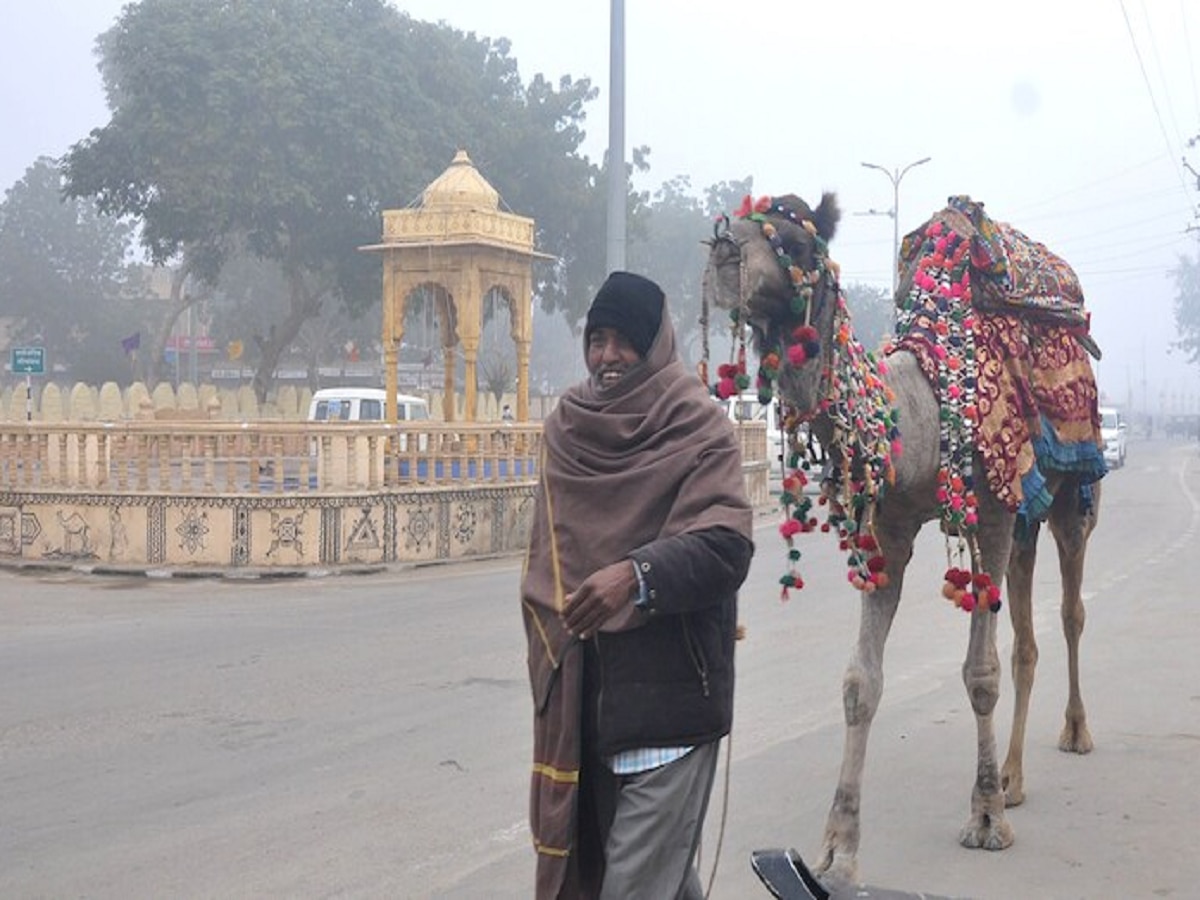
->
<box><xmin>145</xmin><ymin>264</ymin><xmax>199</xmax><ymax>390</ymax></box>
<box><xmin>251</xmin><ymin>270</ymin><xmax>325</xmax><ymax>404</ymax></box>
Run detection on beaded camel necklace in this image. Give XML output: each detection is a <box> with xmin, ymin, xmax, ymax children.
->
<box><xmin>705</xmin><ymin>196</ymin><xmax>900</xmax><ymax>600</ymax></box>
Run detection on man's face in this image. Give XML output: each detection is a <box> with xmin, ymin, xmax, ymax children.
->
<box><xmin>586</xmin><ymin>326</ymin><xmax>642</xmax><ymax>389</ymax></box>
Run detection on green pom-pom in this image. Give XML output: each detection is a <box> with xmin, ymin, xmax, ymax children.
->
<box><xmin>788</xmin><ymin>549</ymin><xmax>801</xmax><ymax>561</ymax></box>
<box><xmin>735</xmin><ymin>373</ymin><xmax>751</xmax><ymax>390</ymax></box>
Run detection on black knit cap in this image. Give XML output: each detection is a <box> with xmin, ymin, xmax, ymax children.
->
<box><xmin>584</xmin><ymin>271</ymin><xmax>665</xmax><ymax>358</ymax></box>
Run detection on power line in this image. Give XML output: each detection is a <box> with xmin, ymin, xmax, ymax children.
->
<box><xmin>1181</xmin><ymin>0</ymin><xmax>1200</xmax><ymax>128</ymax></box>
<box><xmin>1048</xmin><ymin>208</ymin><xmax>1192</xmax><ymax>247</ymax></box>
<box><xmin>1139</xmin><ymin>0</ymin><xmax>1188</xmax><ymax>154</ymax></box>
<box><xmin>1016</xmin><ymin>183</ymin><xmax>1190</xmax><ymax>225</ymax></box>
<box><xmin>1006</xmin><ymin>155</ymin><xmax>1170</xmax><ymax>215</ymax></box>
<box><xmin>1066</xmin><ymin>235</ymin><xmax>1193</xmax><ymax>266</ymax></box>
<box><xmin>1119</xmin><ymin>0</ymin><xmax>1198</xmax><ymax>214</ymax></box>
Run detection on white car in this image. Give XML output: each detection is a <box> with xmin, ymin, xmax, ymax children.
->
<box><xmin>1099</xmin><ymin>406</ymin><xmax>1127</xmax><ymax>468</ymax></box>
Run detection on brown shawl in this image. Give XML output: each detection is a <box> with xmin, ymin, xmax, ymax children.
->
<box><xmin>521</xmin><ymin>302</ymin><xmax>753</xmax><ymax>898</ymax></box>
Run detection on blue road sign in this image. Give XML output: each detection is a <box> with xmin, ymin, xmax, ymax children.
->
<box><xmin>10</xmin><ymin>346</ymin><xmax>45</xmax><ymax>375</ymax></box>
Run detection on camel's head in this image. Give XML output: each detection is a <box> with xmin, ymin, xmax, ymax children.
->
<box><xmin>702</xmin><ymin>192</ymin><xmax>841</xmax><ymax>414</ymax></box>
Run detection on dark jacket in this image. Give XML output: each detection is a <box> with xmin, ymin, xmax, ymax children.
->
<box><xmin>589</xmin><ymin>526</ymin><xmax>753</xmax><ymax>757</ymax></box>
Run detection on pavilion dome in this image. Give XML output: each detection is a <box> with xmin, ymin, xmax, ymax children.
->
<box><xmin>420</xmin><ymin>149</ymin><xmax>500</xmax><ymax>211</ymax></box>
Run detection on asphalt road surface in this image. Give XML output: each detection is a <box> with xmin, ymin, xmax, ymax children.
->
<box><xmin>2</xmin><ymin>438</ymin><xmax>1198</xmax><ymax>899</ymax></box>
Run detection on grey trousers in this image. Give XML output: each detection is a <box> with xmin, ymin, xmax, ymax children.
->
<box><xmin>598</xmin><ymin>740</ymin><xmax>720</xmax><ymax>900</ymax></box>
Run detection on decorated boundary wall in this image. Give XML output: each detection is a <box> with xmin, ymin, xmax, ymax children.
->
<box><xmin>0</xmin><ymin>416</ymin><xmax>769</xmax><ymax>571</ymax></box>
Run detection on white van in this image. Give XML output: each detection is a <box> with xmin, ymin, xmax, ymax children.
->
<box><xmin>307</xmin><ymin>388</ymin><xmax>429</xmax><ymax>423</ymax></box>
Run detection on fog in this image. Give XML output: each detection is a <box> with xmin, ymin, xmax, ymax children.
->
<box><xmin>3</xmin><ymin>0</ymin><xmax>1199</xmax><ymax>413</ymax></box>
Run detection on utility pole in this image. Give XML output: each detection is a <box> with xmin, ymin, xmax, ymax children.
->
<box><xmin>606</xmin><ymin>0</ymin><xmax>626</xmax><ymax>274</ymax></box>
<box><xmin>861</xmin><ymin>156</ymin><xmax>931</xmax><ymax>298</ymax></box>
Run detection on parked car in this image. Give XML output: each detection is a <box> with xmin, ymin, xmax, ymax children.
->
<box><xmin>1099</xmin><ymin>405</ymin><xmax>1127</xmax><ymax>468</ymax></box>
<box><xmin>308</xmin><ymin>388</ymin><xmax>431</xmax><ymax>452</ymax></box>
<box><xmin>307</xmin><ymin>387</ymin><xmax>429</xmax><ymax>423</ymax></box>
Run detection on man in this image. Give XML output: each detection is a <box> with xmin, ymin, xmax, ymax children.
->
<box><xmin>521</xmin><ymin>271</ymin><xmax>754</xmax><ymax>899</ymax></box>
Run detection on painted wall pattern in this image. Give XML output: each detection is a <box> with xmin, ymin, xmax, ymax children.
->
<box><xmin>0</xmin><ymin>486</ymin><xmax>537</xmax><ymax>570</ymax></box>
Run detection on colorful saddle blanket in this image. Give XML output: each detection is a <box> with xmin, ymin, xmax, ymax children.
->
<box><xmin>893</xmin><ymin>196</ymin><xmax>1105</xmax><ymax>525</ymax></box>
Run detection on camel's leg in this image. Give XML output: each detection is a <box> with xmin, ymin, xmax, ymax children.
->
<box><xmin>1001</xmin><ymin>523</ymin><xmax>1040</xmax><ymax>808</ymax></box>
<box><xmin>958</xmin><ymin>502</ymin><xmax>1014</xmax><ymax>851</ymax></box>
<box><xmin>813</xmin><ymin>515</ymin><xmax>917</xmax><ymax>886</ymax></box>
<box><xmin>1048</xmin><ymin>479</ymin><xmax>1099</xmax><ymax>755</ymax></box>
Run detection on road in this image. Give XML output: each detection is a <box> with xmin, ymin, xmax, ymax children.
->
<box><xmin>1</xmin><ymin>438</ymin><xmax>1197</xmax><ymax>899</ymax></box>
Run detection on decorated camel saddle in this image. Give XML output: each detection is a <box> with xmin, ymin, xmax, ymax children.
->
<box><xmin>891</xmin><ymin>195</ymin><xmax>1106</xmax><ymax>531</ymax></box>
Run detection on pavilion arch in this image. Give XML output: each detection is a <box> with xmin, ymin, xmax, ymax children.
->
<box><xmin>362</xmin><ymin>150</ymin><xmax>553</xmax><ymax>423</ymax></box>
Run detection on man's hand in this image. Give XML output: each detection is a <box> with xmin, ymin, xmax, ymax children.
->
<box><xmin>562</xmin><ymin>560</ymin><xmax>638</xmax><ymax>638</ymax></box>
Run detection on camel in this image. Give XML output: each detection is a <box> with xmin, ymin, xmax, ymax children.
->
<box><xmin>702</xmin><ymin>192</ymin><xmax>1105</xmax><ymax>886</ymax></box>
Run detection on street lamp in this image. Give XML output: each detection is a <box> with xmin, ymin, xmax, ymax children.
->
<box><xmin>861</xmin><ymin>156</ymin><xmax>931</xmax><ymax>298</ymax></box>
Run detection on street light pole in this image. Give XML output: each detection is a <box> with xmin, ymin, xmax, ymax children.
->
<box><xmin>861</xmin><ymin>156</ymin><xmax>931</xmax><ymax>298</ymax></box>
<box><xmin>606</xmin><ymin>0</ymin><xmax>626</xmax><ymax>274</ymax></box>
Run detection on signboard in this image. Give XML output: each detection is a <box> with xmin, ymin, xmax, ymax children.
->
<box><xmin>10</xmin><ymin>346</ymin><xmax>45</xmax><ymax>375</ymax></box>
<box><xmin>164</xmin><ymin>335</ymin><xmax>217</xmax><ymax>352</ymax></box>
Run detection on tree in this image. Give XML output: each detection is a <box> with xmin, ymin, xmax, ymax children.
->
<box><xmin>63</xmin><ymin>0</ymin><xmax>601</xmax><ymax>400</ymax></box>
<box><xmin>1173</xmin><ymin>251</ymin><xmax>1200</xmax><ymax>365</ymax></box>
<box><xmin>626</xmin><ymin>175</ymin><xmax>709</xmax><ymax>366</ymax></box>
<box><xmin>0</xmin><ymin>157</ymin><xmax>143</xmax><ymax>384</ymax></box>
<box><xmin>841</xmin><ymin>281</ymin><xmax>894</xmax><ymax>353</ymax></box>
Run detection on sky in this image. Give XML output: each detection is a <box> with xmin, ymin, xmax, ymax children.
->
<box><xmin>3</xmin><ymin>0</ymin><xmax>1200</xmax><ymax>414</ymax></box>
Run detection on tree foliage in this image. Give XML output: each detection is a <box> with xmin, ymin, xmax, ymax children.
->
<box><xmin>841</xmin><ymin>281</ymin><xmax>895</xmax><ymax>353</ymax></box>
<box><xmin>626</xmin><ymin>174</ymin><xmax>756</xmax><ymax>369</ymax></box>
<box><xmin>0</xmin><ymin>157</ymin><xmax>143</xmax><ymax>384</ymax></box>
<box><xmin>62</xmin><ymin>0</ymin><xmax>601</xmax><ymax>398</ymax></box>
<box><xmin>1173</xmin><ymin>251</ymin><xmax>1200</xmax><ymax>365</ymax></box>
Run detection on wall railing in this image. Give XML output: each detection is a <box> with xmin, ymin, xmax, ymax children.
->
<box><xmin>0</xmin><ymin>420</ymin><xmax>767</xmax><ymax>570</ymax></box>
<box><xmin>0</xmin><ymin>421</ymin><xmax>544</xmax><ymax>494</ymax></box>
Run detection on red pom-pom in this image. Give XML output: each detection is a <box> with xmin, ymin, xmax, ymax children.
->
<box><xmin>945</xmin><ymin>567</ymin><xmax>972</xmax><ymax>588</ymax></box>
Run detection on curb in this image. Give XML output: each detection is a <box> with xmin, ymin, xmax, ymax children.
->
<box><xmin>0</xmin><ymin>559</ymin><xmax>393</xmax><ymax>581</ymax></box>
<box><xmin>0</xmin><ymin>550</ymin><xmax>527</xmax><ymax>581</ymax></box>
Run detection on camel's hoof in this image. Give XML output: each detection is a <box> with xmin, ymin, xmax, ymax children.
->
<box><xmin>959</xmin><ymin>814</ymin><xmax>1014</xmax><ymax>851</ymax></box>
<box><xmin>1001</xmin><ymin>772</ymin><xmax>1025</xmax><ymax>808</ymax></box>
<box><xmin>810</xmin><ymin>846</ymin><xmax>858</xmax><ymax>889</ymax></box>
<box><xmin>1059</xmin><ymin>721</ymin><xmax>1094</xmax><ymax>754</ymax></box>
